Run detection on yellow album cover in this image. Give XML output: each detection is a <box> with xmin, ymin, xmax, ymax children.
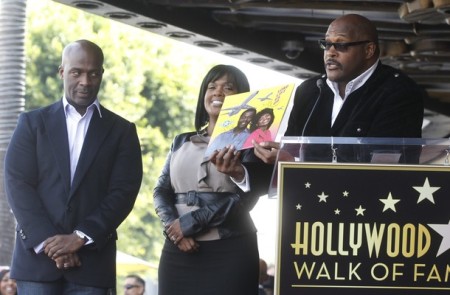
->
<box><xmin>205</xmin><ymin>83</ymin><xmax>295</xmax><ymax>159</ymax></box>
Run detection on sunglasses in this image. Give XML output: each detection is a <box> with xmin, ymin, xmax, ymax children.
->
<box><xmin>124</xmin><ymin>284</ymin><xmax>140</xmax><ymax>290</ymax></box>
<box><xmin>318</xmin><ymin>39</ymin><xmax>372</xmax><ymax>52</ymax></box>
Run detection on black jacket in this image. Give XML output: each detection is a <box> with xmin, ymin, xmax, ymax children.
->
<box><xmin>153</xmin><ymin>131</ymin><xmax>273</xmax><ymax>239</ymax></box>
<box><xmin>284</xmin><ymin>62</ymin><xmax>424</xmax><ymax>163</ymax></box>
<box><xmin>5</xmin><ymin>101</ymin><xmax>143</xmax><ymax>287</ymax></box>
<box><xmin>286</xmin><ymin>62</ymin><xmax>424</xmax><ymax>138</ymax></box>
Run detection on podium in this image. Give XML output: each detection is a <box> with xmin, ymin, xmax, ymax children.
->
<box><xmin>272</xmin><ymin>137</ymin><xmax>450</xmax><ymax>295</ymax></box>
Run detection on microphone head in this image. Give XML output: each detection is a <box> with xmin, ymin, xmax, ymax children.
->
<box><xmin>316</xmin><ymin>79</ymin><xmax>324</xmax><ymax>89</ymax></box>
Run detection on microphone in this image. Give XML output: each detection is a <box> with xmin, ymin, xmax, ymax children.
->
<box><xmin>301</xmin><ymin>79</ymin><xmax>324</xmax><ymax>137</ymax></box>
<box><xmin>316</xmin><ymin>78</ymin><xmax>324</xmax><ymax>89</ymax></box>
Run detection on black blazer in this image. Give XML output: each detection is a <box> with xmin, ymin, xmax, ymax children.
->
<box><xmin>286</xmin><ymin>62</ymin><xmax>424</xmax><ymax>138</ymax></box>
<box><xmin>4</xmin><ymin>100</ymin><xmax>143</xmax><ymax>288</ymax></box>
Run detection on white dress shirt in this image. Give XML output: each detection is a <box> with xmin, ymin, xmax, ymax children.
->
<box><xmin>63</xmin><ymin>96</ymin><xmax>102</xmax><ymax>184</ymax></box>
<box><xmin>326</xmin><ymin>60</ymin><xmax>379</xmax><ymax>126</ymax></box>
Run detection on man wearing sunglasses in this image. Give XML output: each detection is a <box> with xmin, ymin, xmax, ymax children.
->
<box><xmin>253</xmin><ymin>13</ymin><xmax>424</xmax><ymax>163</ymax></box>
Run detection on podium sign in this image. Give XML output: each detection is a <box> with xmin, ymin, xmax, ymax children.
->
<box><xmin>276</xmin><ymin>162</ymin><xmax>450</xmax><ymax>294</ymax></box>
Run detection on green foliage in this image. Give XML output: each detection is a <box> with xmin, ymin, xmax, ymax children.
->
<box><xmin>26</xmin><ymin>0</ymin><xmax>214</xmax><ymax>267</ymax></box>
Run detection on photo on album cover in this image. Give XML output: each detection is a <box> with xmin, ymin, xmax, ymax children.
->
<box><xmin>205</xmin><ymin>83</ymin><xmax>295</xmax><ymax>159</ymax></box>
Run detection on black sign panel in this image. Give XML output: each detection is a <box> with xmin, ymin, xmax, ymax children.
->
<box><xmin>277</xmin><ymin>163</ymin><xmax>450</xmax><ymax>295</ymax></box>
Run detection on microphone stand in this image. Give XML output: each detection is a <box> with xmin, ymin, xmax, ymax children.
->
<box><xmin>298</xmin><ymin>79</ymin><xmax>324</xmax><ymax>161</ymax></box>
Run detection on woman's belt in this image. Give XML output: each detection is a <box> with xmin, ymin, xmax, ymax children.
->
<box><xmin>175</xmin><ymin>191</ymin><xmax>236</xmax><ymax>206</ymax></box>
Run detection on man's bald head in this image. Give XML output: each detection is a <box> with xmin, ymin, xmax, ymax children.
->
<box><xmin>329</xmin><ymin>14</ymin><xmax>379</xmax><ymax>51</ymax></box>
<box><xmin>324</xmin><ymin>14</ymin><xmax>380</xmax><ymax>86</ymax></box>
<box><xmin>61</xmin><ymin>39</ymin><xmax>104</xmax><ymax>67</ymax></box>
<box><xmin>58</xmin><ymin>39</ymin><xmax>104</xmax><ymax>115</ymax></box>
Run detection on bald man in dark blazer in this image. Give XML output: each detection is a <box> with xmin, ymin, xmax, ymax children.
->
<box><xmin>4</xmin><ymin>40</ymin><xmax>143</xmax><ymax>294</ymax></box>
<box><xmin>254</xmin><ymin>14</ymin><xmax>424</xmax><ymax>164</ymax></box>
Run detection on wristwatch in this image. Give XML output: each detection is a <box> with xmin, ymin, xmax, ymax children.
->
<box><xmin>73</xmin><ymin>230</ymin><xmax>88</xmax><ymax>242</ymax></box>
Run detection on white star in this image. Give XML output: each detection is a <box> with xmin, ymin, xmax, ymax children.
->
<box><xmin>413</xmin><ymin>177</ymin><xmax>440</xmax><ymax>204</ymax></box>
<box><xmin>428</xmin><ymin>220</ymin><xmax>450</xmax><ymax>257</ymax></box>
<box><xmin>379</xmin><ymin>192</ymin><xmax>400</xmax><ymax>212</ymax></box>
<box><xmin>355</xmin><ymin>205</ymin><xmax>366</xmax><ymax>216</ymax></box>
<box><xmin>317</xmin><ymin>192</ymin><xmax>328</xmax><ymax>203</ymax></box>
<box><xmin>305</xmin><ymin>182</ymin><xmax>311</xmax><ymax>188</ymax></box>
<box><xmin>296</xmin><ymin>203</ymin><xmax>302</xmax><ymax>210</ymax></box>
<box><xmin>343</xmin><ymin>191</ymin><xmax>349</xmax><ymax>197</ymax></box>
<box><xmin>334</xmin><ymin>208</ymin><xmax>341</xmax><ymax>215</ymax></box>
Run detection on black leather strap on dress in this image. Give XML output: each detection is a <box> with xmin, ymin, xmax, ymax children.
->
<box><xmin>175</xmin><ymin>191</ymin><xmax>236</xmax><ymax>206</ymax></box>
